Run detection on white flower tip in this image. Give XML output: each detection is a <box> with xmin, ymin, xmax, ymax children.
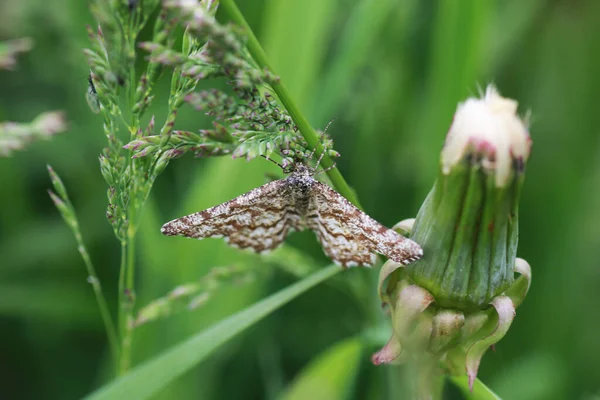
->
<box><xmin>441</xmin><ymin>84</ymin><xmax>531</xmax><ymax>187</ymax></box>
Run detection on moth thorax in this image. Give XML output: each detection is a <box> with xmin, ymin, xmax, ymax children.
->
<box><xmin>290</xmin><ymin>163</ymin><xmax>314</xmax><ymax>176</ymax></box>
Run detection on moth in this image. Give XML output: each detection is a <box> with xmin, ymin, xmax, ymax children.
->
<box><xmin>161</xmin><ymin>160</ymin><xmax>423</xmax><ymax>267</ymax></box>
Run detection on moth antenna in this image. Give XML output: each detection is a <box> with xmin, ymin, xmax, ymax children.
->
<box><xmin>260</xmin><ymin>154</ymin><xmax>284</xmax><ymax>169</ymax></box>
<box><xmin>306</xmin><ymin>137</ymin><xmax>323</xmax><ymax>161</ymax></box>
<box><xmin>314</xmin><ymin>147</ymin><xmax>327</xmax><ymax>170</ymax></box>
<box><xmin>307</xmin><ymin>117</ymin><xmax>337</xmax><ymax>164</ymax></box>
<box><xmin>323</xmin><ymin>118</ymin><xmax>337</xmax><ymax>135</ymax></box>
<box><xmin>314</xmin><ymin>162</ymin><xmax>337</xmax><ymax>177</ymax></box>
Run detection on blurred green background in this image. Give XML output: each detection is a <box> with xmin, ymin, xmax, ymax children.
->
<box><xmin>1</xmin><ymin>0</ymin><xmax>600</xmax><ymax>399</ymax></box>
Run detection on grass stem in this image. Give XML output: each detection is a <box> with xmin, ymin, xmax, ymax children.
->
<box><xmin>76</xmin><ymin>234</ymin><xmax>120</xmax><ymax>372</ymax></box>
<box><xmin>117</xmin><ymin>242</ymin><xmax>129</xmax><ymax>375</ymax></box>
<box><xmin>219</xmin><ymin>0</ymin><xmax>362</xmax><ymax>209</ymax></box>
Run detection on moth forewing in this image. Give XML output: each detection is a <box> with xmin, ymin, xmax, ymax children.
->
<box><xmin>161</xmin><ymin>162</ymin><xmax>423</xmax><ymax>267</ymax></box>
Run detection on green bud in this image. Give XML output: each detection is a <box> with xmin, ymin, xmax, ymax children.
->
<box><xmin>47</xmin><ymin>165</ymin><xmax>68</xmax><ymax>200</ymax></box>
<box><xmin>48</xmin><ymin>190</ymin><xmax>69</xmax><ymax>217</ymax></box>
<box><xmin>407</xmin><ymin>86</ymin><xmax>531</xmax><ymax>310</ymax></box>
<box><xmin>182</xmin><ymin>26</ymin><xmax>194</xmax><ymax>55</ymax></box>
<box><xmin>374</xmin><ymin>86</ymin><xmax>533</xmax><ymax>394</ymax></box>
<box><xmin>98</xmin><ymin>155</ymin><xmax>114</xmax><ymax>185</ymax></box>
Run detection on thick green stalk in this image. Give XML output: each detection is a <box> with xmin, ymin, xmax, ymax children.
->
<box><xmin>219</xmin><ymin>0</ymin><xmax>362</xmax><ymax>209</ymax></box>
<box><xmin>449</xmin><ymin>375</ymin><xmax>502</xmax><ymax>400</ymax></box>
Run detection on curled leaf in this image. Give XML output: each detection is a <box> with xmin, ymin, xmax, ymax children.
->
<box><xmin>393</xmin><ymin>285</ymin><xmax>434</xmax><ymax>337</ymax></box>
<box><xmin>465</xmin><ymin>296</ymin><xmax>515</xmax><ymax>391</ymax></box>
<box><xmin>506</xmin><ymin>257</ymin><xmax>531</xmax><ymax>307</ymax></box>
<box><xmin>372</xmin><ymin>332</ymin><xmax>402</xmax><ymax>365</ymax></box>
<box><xmin>377</xmin><ymin>260</ymin><xmax>403</xmax><ymax>305</ymax></box>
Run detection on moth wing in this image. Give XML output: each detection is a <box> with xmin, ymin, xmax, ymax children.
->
<box><xmin>305</xmin><ymin>182</ymin><xmax>376</xmax><ymax>267</ymax></box>
<box><xmin>309</xmin><ymin>182</ymin><xmax>422</xmax><ymax>266</ymax></box>
<box><xmin>161</xmin><ymin>179</ymin><xmax>302</xmax><ymax>253</ymax></box>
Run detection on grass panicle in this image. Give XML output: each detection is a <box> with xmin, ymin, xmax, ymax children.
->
<box><xmin>47</xmin><ymin>165</ymin><xmax>119</xmax><ymax>369</ymax></box>
<box><xmin>0</xmin><ymin>38</ymin><xmax>67</xmax><ymax>156</ymax></box>
<box><xmin>51</xmin><ymin>0</ymin><xmax>344</xmax><ymax>377</ymax></box>
<box><xmin>134</xmin><ymin>264</ymin><xmax>258</xmax><ymax>327</ymax></box>
<box><xmin>0</xmin><ymin>111</ymin><xmax>67</xmax><ymax>157</ymax></box>
<box><xmin>0</xmin><ymin>37</ymin><xmax>33</xmax><ymax>70</ymax></box>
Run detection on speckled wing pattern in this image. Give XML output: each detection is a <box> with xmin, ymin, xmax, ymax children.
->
<box><xmin>307</xmin><ymin>182</ymin><xmax>423</xmax><ymax>267</ymax></box>
<box><xmin>162</xmin><ymin>172</ymin><xmax>423</xmax><ymax>267</ymax></box>
<box><xmin>161</xmin><ymin>180</ymin><xmax>303</xmax><ymax>254</ymax></box>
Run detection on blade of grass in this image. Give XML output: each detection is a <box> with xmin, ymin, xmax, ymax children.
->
<box><xmin>219</xmin><ymin>0</ymin><xmax>361</xmax><ymax>209</ymax></box>
<box><xmin>449</xmin><ymin>375</ymin><xmax>502</xmax><ymax>400</ymax></box>
<box><xmin>281</xmin><ymin>337</ymin><xmax>363</xmax><ymax>400</ymax></box>
<box><xmin>85</xmin><ymin>265</ymin><xmax>341</xmax><ymax>400</ymax></box>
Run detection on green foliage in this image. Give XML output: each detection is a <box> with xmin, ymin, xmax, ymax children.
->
<box><xmin>133</xmin><ymin>264</ymin><xmax>258</xmax><ymax>327</ymax></box>
<box><xmin>129</xmin><ymin>5</ymin><xmax>338</xmax><ymax>165</ymax></box>
<box><xmin>86</xmin><ymin>266</ymin><xmax>340</xmax><ymax>400</ymax></box>
<box><xmin>2</xmin><ymin>0</ymin><xmax>600</xmax><ymax>400</ymax></box>
<box><xmin>449</xmin><ymin>376</ymin><xmax>502</xmax><ymax>400</ymax></box>
<box><xmin>282</xmin><ymin>337</ymin><xmax>363</xmax><ymax>400</ymax></box>
<box><xmin>48</xmin><ymin>0</ymin><xmax>349</xmax><ymax>385</ymax></box>
<box><xmin>0</xmin><ymin>39</ymin><xmax>67</xmax><ymax>158</ymax></box>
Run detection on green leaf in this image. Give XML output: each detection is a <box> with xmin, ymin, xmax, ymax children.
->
<box><xmin>281</xmin><ymin>337</ymin><xmax>363</xmax><ymax>400</ymax></box>
<box><xmin>85</xmin><ymin>265</ymin><xmax>341</xmax><ymax>400</ymax></box>
<box><xmin>449</xmin><ymin>375</ymin><xmax>502</xmax><ymax>400</ymax></box>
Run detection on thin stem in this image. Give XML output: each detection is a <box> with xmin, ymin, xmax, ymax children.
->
<box><xmin>117</xmin><ymin>227</ymin><xmax>137</xmax><ymax>376</ymax></box>
<box><xmin>126</xmin><ymin>234</ymin><xmax>136</xmax><ymax>295</ymax></box>
<box><xmin>75</xmin><ymin>233</ymin><xmax>120</xmax><ymax>370</ymax></box>
<box><xmin>48</xmin><ymin>166</ymin><xmax>120</xmax><ymax>373</ymax></box>
<box><xmin>118</xmin><ymin>222</ymin><xmax>137</xmax><ymax>374</ymax></box>
<box><xmin>118</xmin><ymin>241</ymin><xmax>128</xmax><ymax>375</ymax></box>
<box><xmin>219</xmin><ymin>0</ymin><xmax>362</xmax><ymax>209</ymax></box>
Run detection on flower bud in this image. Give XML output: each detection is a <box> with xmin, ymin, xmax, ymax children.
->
<box><xmin>374</xmin><ymin>86</ymin><xmax>533</xmax><ymax>393</ymax></box>
<box><xmin>408</xmin><ymin>85</ymin><xmax>531</xmax><ymax>310</ymax></box>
